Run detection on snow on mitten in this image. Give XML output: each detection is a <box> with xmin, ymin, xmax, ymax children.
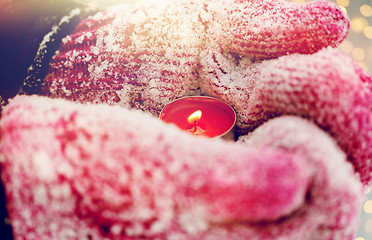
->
<box><xmin>200</xmin><ymin>47</ymin><xmax>372</xmax><ymax>185</ymax></box>
<box><xmin>211</xmin><ymin>0</ymin><xmax>349</xmax><ymax>59</ymax></box>
<box><xmin>0</xmin><ymin>95</ymin><xmax>363</xmax><ymax>240</ymax></box>
<box><xmin>40</xmin><ymin>0</ymin><xmax>348</xmax><ymax>113</ymax></box>
<box><xmin>42</xmin><ymin>0</ymin><xmax>207</xmax><ymax>113</ymax></box>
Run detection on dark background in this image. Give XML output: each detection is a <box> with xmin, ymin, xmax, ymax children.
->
<box><xmin>0</xmin><ymin>0</ymin><xmax>86</xmax><ymax>101</ymax></box>
<box><xmin>0</xmin><ymin>1</ymin><xmax>87</xmax><ymax>238</ymax></box>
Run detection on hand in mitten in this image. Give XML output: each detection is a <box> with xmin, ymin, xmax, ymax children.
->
<box><xmin>2</xmin><ymin>0</ymin><xmax>371</xmax><ymax>239</ymax></box>
<box><xmin>39</xmin><ymin>0</ymin><xmax>371</xmax><ymax>184</ymax></box>
<box><xmin>201</xmin><ymin>47</ymin><xmax>372</xmax><ymax>185</ymax></box>
<box><xmin>41</xmin><ymin>0</ymin><xmax>349</xmax><ymax>112</ymax></box>
<box><xmin>0</xmin><ymin>95</ymin><xmax>363</xmax><ymax>239</ymax></box>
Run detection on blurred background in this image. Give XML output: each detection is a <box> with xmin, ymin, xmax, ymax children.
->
<box><xmin>0</xmin><ymin>0</ymin><xmax>371</xmax><ymax>239</ymax></box>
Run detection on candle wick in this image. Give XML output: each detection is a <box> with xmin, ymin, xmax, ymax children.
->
<box><xmin>188</xmin><ymin>124</ymin><xmax>205</xmax><ymax>135</ymax></box>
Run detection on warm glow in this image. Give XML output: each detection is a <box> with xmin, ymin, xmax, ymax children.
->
<box><xmin>336</xmin><ymin>0</ymin><xmax>349</xmax><ymax>7</ymax></box>
<box><xmin>339</xmin><ymin>6</ymin><xmax>347</xmax><ymax>14</ymax></box>
<box><xmin>359</xmin><ymin>62</ymin><xmax>369</xmax><ymax>72</ymax></box>
<box><xmin>364</xmin><ymin>200</ymin><xmax>372</xmax><ymax>213</ymax></box>
<box><xmin>74</xmin><ymin>0</ymin><xmax>141</xmax><ymax>8</ymax></box>
<box><xmin>352</xmin><ymin>48</ymin><xmax>366</xmax><ymax>61</ymax></box>
<box><xmin>187</xmin><ymin>110</ymin><xmax>205</xmax><ymax>135</ymax></box>
<box><xmin>291</xmin><ymin>0</ymin><xmax>306</xmax><ymax>4</ymax></box>
<box><xmin>188</xmin><ymin>110</ymin><xmax>202</xmax><ymax>124</ymax></box>
<box><xmin>365</xmin><ymin>219</ymin><xmax>372</xmax><ymax>232</ymax></box>
<box><xmin>350</xmin><ymin>18</ymin><xmax>369</xmax><ymax>32</ymax></box>
<box><xmin>364</xmin><ymin>26</ymin><xmax>372</xmax><ymax>39</ymax></box>
<box><xmin>360</xmin><ymin>5</ymin><xmax>372</xmax><ymax>17</ymax></box>
<box><xmin>339</xmin><ymin>40</ymin><xmax>353</xmax><ymax>53</ymax></box>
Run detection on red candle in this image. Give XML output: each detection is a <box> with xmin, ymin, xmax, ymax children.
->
<box><xmin>159</xmin><ymin>96</ymin><xmax>236</xmax><ymax>138</ymax></box>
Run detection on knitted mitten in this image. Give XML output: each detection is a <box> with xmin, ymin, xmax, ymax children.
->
<box><xmin>0</xmin><ymin>95</ymin><xmax>363</xmax><ymax>239</ymax></box>
<box><xmin>40</xmin><ymin>0</ymin><xmax>371</xmax><ymax>185</ymax></box>
<box><xmin>41</xmin><ymin>0</ymin><xmax>349</xmax><ymax>113</ymax></box>
<box><xmin>1</xmin><ymin>0</ymin><xmax>371</xmax><ymax>239</ymax></box>
<box><xmin>200</xmin><ymin>47</ymin><xmax>372</xmax><ymax>185</ymax></box>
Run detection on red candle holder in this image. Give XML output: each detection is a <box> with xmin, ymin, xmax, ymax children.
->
<box><xmin>159</xmin><ymin>96</ymin><xmax>236</xmax><ymax>139</ymax></box>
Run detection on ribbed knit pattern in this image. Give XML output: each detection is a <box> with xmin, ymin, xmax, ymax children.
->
<box><xmin>43</xmin><ymin>0</ymin><xmax>207</xmax><ymax>114</ymax></box>
<box><xmin>0</xmin><ymin>95</ymin><xmax>363</xmax><ymax>240</ymax></box>
<box><xmin>42</xmin><ymin>0</ymin><xmax>349</xmax><ymax>115</ymax></box>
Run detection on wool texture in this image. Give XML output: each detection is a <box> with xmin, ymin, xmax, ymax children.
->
<box><xmin>41</xmin><ymin>0</ymin><xmax>371</xmax><ymax>185</ymax></box>
<box><xmin>0</xmin><ymin>95</ymin><xmax>363</xmax><ymax>240</ymax></box>
<box><xmin>0</xmin><ymin>0</ymin><xmax>371</xmax><ymax>239</ymax></box>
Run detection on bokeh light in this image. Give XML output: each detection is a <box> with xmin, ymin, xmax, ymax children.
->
<box><xmin>360</xmin><ymin>5</ymin><xmax>372</xmax><ymax>17</ymax></box>
<box><xmin>336</xmin><ymin>0</ymin><xmax>350</xmax><ymax>7</ymax></box>
<box><xmin>74</xmin><ymin>0</ymin><xmax>139</xmax><ymax>8</ymax></box>
<box><xmin>351</xmin><ymin>18</ymin><xmax>369</xmax><ymax>32</ymax></box>
<box><xmin>364</xmin><ymin>26</ymin><xmax>372</xmax><ymax>39</ymax></box>
<box><xmin>352</xmin><ymin>48</ymin><xmax>366</xmax><ymax>61</ymax></box>
<box><xmin>355</xmin><ymin>237</ymin><xmax>365</xmax><ymax>240</ymax></box>
<box><xmin>365</xmin><ymin>219</ymin><xmax>372</xmax><ymax>232</ymax></box>
<box><xmin>339</xmin><ymin>40</ymin><xmax>354</xmax><ymax>53</ymax></box>
<box><xmin>291</xmin><ymin>0</ymin><xmax>307</xmax><ymax>3</ymax></box>
<box><xmin>364</xmin><ymin>200</ymin><xmax>372</xmax><ymax>214</ymax></box>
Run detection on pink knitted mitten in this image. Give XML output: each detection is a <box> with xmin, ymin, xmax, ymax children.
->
<box><xmin>0</xmin><ymin>95</ymin><xmax>363</xmax><ymax>239</ymax></box>
<box><xmin>42</xmin><ymin>0</ymin><xmax>349</xmax><ymax>112</ymax></box>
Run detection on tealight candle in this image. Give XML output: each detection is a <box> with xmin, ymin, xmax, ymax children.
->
<box><xmin>159</xmin><ymin>96</ymin><xmax>236</xmax><ymax>139</ymax></box>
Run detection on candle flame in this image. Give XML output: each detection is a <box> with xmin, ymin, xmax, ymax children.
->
<box><xmin>187</xmin><ymin>110</ymin><xmax>202</xmax><ymax>124</ymax></box>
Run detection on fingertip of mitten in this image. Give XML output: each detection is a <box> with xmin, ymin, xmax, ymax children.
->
<box><xmin>217</xmin><ymin>0</ymin><xmax>349</xmax><ymax>59</ymax></box>
<box><xmin>305</xmin><ymin>1</ymin><xmax>350</xmax><ymax>47</ymax></box>
<box><xmin>196</xmin><ymin>147</ymin><xmax>313</xmax><ymax>223</ymax></box>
